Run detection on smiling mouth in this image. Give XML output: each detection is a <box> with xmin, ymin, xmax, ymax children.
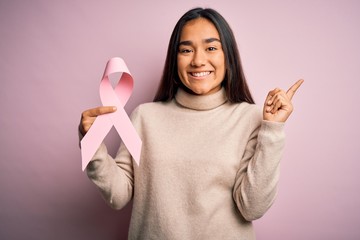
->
<box><xmin>190</xmin><ymin>71</ymin><xmax>211</xmax><ymax>77</ymax></box>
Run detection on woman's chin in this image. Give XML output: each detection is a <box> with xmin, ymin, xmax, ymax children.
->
<box><xmin>187</xmin><ymin>86</ymin><xmax>220</xmax><ymax>96</ymax></box>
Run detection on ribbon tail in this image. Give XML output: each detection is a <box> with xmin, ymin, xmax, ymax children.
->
<box><xmin>80</xmin><ymin>115</ymin><xmax>112</xmax><ymax>171</ymax></box>
<box><xmin>111</xmin><ymin>108</ymin><xmax>142</xmax><ymax>165</ymax></box>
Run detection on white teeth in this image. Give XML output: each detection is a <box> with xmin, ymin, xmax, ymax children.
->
<box><xmin>191</xmin><ymin>72</ymin><xmax>210</xmax><ymax>77</ymax></box>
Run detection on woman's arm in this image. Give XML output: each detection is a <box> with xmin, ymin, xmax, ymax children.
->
<box><xmin>232</xmin><ymin>120</ymin><xmax>285</xmax><ymax>221</ymax></box>
<box><xmin>79</xmin><ymin>106</ymin><xmax>135</xmax><ymax>210</ymax></box>
<box><xmin>233</xmin><ymin>79</ymin><xmax>303</xmax><ymax>221</ymax></box>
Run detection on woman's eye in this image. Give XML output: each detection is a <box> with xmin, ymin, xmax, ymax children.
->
<box><xmin>179</xmin><ymin>49</ymin><xmax>192</xmax><ymax>53</ymax></box>
<box><xmin>207</xmin><ymin>47</ymin><xmax>217</xmax><ymax>51</ymax></box>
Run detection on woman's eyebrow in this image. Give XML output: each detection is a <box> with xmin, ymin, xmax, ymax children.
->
<box><xmin>179</xmin><ymin>40</ymin><xmax>192</xmax><ymax>46</ymax></box>
<box><xmin>204</xmin><ymin>37</ymin><xmax>221</xmax><ymax>43</ymax></box>
<box><xmin>179</xmin><ymin>38</ymin><xmax>221</xmax><ymax>46</ymax></box>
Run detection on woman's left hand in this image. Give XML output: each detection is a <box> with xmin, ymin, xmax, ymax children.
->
<box><xmin>263</xmin><ymin>79</ymin><xmax>304</xmax><ymax>122</ymax></box>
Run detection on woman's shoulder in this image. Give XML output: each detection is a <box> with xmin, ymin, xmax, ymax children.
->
<box><xmin>227</xmin><ymin>102</ymin><xmax>263</xmax><ymax>128</ymax></box>
<box><xmin>231</xmin><ymin>101</ymin><xmax>262</xmax><ymax>117</ymax></box>
<box><xmin>130</xmin><ymin>101</ymin><xmax>173</xmax><ymax>119</ymax></box>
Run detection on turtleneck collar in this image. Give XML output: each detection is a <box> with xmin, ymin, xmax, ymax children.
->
<box><xmin>174</xmin><ymin>87</ymin><xmax>228</xmax><ymax>111</ymax></box>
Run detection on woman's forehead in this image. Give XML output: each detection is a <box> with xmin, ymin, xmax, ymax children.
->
<box><xmin>180</xmin><ymin>18</ymin><xmax>220</xmax><ymax>41</ymax></box>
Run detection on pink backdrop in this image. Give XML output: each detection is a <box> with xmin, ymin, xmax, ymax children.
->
<box><xmin>1</xmin><ymin>0</ymin><xmax>359</xmax><ymax>239</ymax></box>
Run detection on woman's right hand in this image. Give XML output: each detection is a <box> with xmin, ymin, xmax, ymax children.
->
<box><xmin>79</xmin><ymin>106</ymin><xmax>117</xmax><ymax>135</ymax></box>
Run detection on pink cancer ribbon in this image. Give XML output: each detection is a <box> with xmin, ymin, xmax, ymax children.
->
<box><xmin>81</xmin><ymin>57</ymin><xmax>142</xmax><ymax>171</ymax></box>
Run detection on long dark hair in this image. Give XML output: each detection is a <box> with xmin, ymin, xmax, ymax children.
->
<box><xmin>154</xmin><ymin>8</ymin><xmax>255</xmax><ymax>104</ymax></box>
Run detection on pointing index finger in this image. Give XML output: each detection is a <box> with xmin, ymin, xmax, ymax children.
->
<box><xmin>286</xmin><ymin>79</ymin><xmax>304</xmax><ymax>100</ymax></box>
<box><xmin>84</xmin><ymin>106</ymin><xmax>117</xmax><ymax>117</ymax></box>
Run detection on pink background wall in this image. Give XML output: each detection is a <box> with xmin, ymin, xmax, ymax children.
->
<box><xmin>1</xmin><ymin>0</ymin><xmax>359</xmax><ymax>239</ymax></box>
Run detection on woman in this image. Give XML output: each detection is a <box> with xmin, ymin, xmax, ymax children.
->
<box><xmin>80</xmin><ymin>8</ymin><xmax>303</xmax><ymax>240</ymax></box>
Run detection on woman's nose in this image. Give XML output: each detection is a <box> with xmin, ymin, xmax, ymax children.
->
<box><xmin>191</xmin><ymin>50</ymin><xmax>206</xmax><ymax>67</ymax></box>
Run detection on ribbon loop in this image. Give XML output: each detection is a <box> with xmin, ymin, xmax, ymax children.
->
<box><xmin>81</xmin><ymin>57</ymin><xmax>142</xmax><ymax>171</ymax></box>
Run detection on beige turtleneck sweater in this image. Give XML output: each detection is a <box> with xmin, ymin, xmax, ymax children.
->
<box><xmin>85</xmin><ymin>88</ymin><xmax>285</xmax><ymax>240</ymax></box>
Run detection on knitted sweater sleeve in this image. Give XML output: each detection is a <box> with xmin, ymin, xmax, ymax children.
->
<box><xmin>233</xmin><ymin>118</ymin><xmax>285</xmax><ymax>221</ymax></box>
<box><xmin>84</xmin><ymin>108</ymin><xmax>142</xmax><ymax>210</ymax></box>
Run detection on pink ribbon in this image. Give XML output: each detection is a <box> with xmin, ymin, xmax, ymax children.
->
<box><xmin>81</xmin><ymin>57</ymin><xmax>142</xmax><ymax>170</ymax></box>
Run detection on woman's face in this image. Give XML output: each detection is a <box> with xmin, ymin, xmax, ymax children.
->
<box><xmin>177</xmin><ymin>18</ymin><xmax>226</xmax><ymax>96</ymax></box>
